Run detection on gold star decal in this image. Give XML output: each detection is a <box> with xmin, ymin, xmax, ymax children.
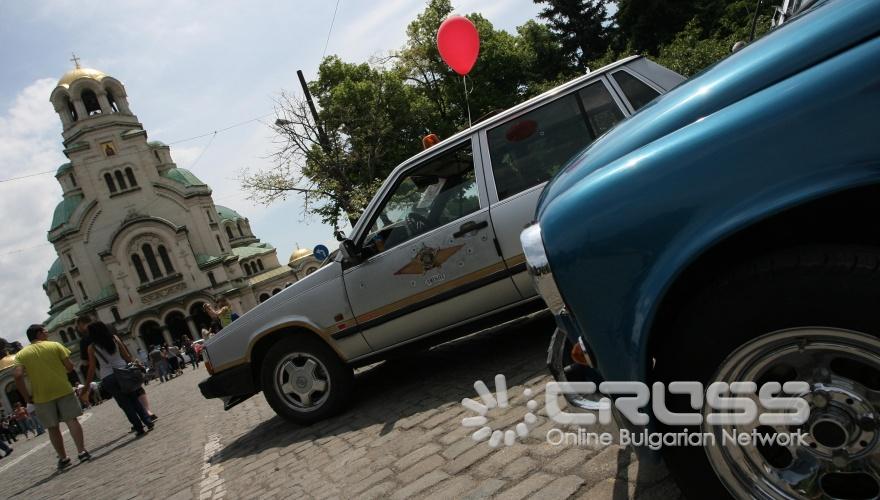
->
<box><xmin>395</xmin><ymin>244</ymin><xmax>465</xmax><ymax>275</ymax></box>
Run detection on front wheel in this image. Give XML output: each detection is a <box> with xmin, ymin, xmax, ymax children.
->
<box><xmin>657</xmin><ymin>246</ymin><xmax>880</xmax><ymax>499</ymax></box>
<box><xmin>261</xmin><ymin>336</ymin><xmax>353</xmax><ymax>424</ymax></box>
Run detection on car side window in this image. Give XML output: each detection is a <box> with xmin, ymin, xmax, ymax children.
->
<box><xmin>612</xmin><ymin>70</ymin><xmax>660</xmax><ymax>111</ymax></box>
<box><xmin>362</xmin><ymin>142</ymin><xmax>479</xmax><ymax>256</ymax></box>
<box><xmin>488</xmin><ymin>81</ymin><xmax>625</xmax><ymax>201</ymax></box>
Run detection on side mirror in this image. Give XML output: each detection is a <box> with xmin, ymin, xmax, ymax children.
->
<box><xmin>339</xmin><ymin>239</ymin><xmax>361</xmax><ymax>264</ymax></box>
<box><xmin>334</xmin><ymin>230</ymin><xmax>347</xmax><ymax>242</ymax></box>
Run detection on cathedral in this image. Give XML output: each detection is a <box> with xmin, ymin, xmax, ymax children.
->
<box><xmin>0</xmin><ymin>61</ymin><xmax>321</xmax><ymax>411</ymax></box>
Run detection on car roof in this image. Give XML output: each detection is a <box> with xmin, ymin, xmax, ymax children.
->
<box><xmin>350</xmin><ymin>54</ymin><xmax>642</xmax><ymax>237</ymax></box>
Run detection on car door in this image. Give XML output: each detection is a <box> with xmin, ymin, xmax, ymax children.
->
<box><xmin>481</xmin><ymin>77</ymin><xmax>630</xmax><ymax>297</ymax></box>
<box><xmin>343</xmin><ymin>136</ymin><xmax>521</xmax><ymax>351</ymax></box>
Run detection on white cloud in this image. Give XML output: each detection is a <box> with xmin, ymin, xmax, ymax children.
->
<box><xmin>0</xmin><ymin>78</ymin><xmax>66</xmax><ymax>344</ymax></box>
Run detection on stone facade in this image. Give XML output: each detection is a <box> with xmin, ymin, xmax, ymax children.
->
<box><xmin>30</xmin><ymin>63</ymin><xmax>321</xmax><ymax>394</ymax></box>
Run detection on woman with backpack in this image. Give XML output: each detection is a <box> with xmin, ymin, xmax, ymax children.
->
<box><xmin>80</xmin><ymin>322</ymin><xmax>154</xmax><ymax>437</ymax></box>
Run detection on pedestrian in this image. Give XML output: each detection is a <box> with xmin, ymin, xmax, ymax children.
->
<box><xmin>0</xmin><ymin>436</ymin><xmax>11</xmax><ymax>458</ymax></box>
<box><xmin>81</xmin><ymin>322</ymin><xmax>154</xmax><ymax>437</ymax></box>
<box><xmin>204</xmin><ymin>298</ymin><xmax>233</xmax><ymax>330</ymax></box>
<box><xmin>0</xmin><ymin>417</ymin><xmax>16</xmax><ymax>444</ymax></box>
<box><xmin>13</xmin><ymin>325</ymin><xmax>90</xmax><ymax>469</ymax></box>
<box><xmin>27</xmin><ymin>403</ymin><xmax>46</xmax><ymax>435</ymax></box>
<box><xmin>148</xmin><ymin>345</ymin><xmax>168</xmax><ymax>382</ymax></box>
<box><xmin>89</xmin><ymin>381</ymin><xmax>103</xmax><ymax>405</ymax></box>
<box><xmin>184</xmin><ymin>340</ymin><xmax>199</xmax><ymax>369</ymax></box>
<box><xmin>167</xmin><ymin>344</ymin><xmax>182</xmax><ymax>375</ymax></box>
<box><xmin>12</xmin><ymin>403</ymin><xmax>35</xmax><ymax>438</ymax></box>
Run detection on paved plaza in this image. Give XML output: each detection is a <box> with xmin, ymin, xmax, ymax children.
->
<box><xmin>0</xmin><ymin>318</ymin><xmax>680</xmax><ymax>499</ymax></box>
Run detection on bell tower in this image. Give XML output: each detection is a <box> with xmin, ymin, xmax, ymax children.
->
<box><xmin>49</xmin><ymin>54</ymin><xmax>137</xmax><ymax>140</ymax></box>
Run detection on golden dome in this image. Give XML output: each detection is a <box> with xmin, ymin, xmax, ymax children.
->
<box><xmin>289</xmin><ymin>248</ymin><xmax>311</xmax><ymax>263</ymax></box>
<box><xmin>57</xmin><ymin>67</ymin><xmax>106</xmax><ymax>88</ymax></box>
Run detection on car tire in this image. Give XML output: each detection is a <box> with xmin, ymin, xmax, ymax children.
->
<box><xmin>261</xmin><ymin>335</ymin><xmax>353</xmax><ymax>425</ymax></box>
<box><xmin>655</xmin><ymin>245</ymin><xmax>880</xmax><ymax>499</ymax></box>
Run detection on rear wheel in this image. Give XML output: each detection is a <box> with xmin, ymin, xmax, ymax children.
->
<box><xmin>656</xmin><ymin>246</ymin><xmax>880</xmax><ymax>499</ymax></box>
<box><xmin>261</xmin><ymin>336</ymin><xmax>353</xmax><ymax>424</ymax></box>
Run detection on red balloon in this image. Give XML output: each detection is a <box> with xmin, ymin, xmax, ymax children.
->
<box><xmin>437</xmin><ymin>16</ymin><xmax>480</xmax><ymax>76</ymax></box>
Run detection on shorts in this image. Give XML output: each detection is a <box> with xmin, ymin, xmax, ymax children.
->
<box><xmin>34</xmin><ymin>393</ymin><xmax>82</xmax><ymax>428</ymax></box>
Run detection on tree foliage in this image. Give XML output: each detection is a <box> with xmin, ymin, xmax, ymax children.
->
<box><xmin>243</xmin><ymin>0</ymin><xmax>779</xmax><ymax>228</ymax></box>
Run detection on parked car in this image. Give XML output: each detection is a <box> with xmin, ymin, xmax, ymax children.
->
<box><xmin>198</xmin><ymin>56</ymin><xmax>684</xmax><ymax>423</ymax></box>
<box><xmin>523</xmin><ymin>0</ymin><xmax>880</xmax><ymax>498</ymax></box>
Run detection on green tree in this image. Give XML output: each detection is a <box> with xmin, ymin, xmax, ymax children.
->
<box><xmin>533</xmin><ymin>0</ymin><xmax>612</xmax><ymax>70</ymax></box>
<box><xmin>241</xmin><ymin>58</ymin><xmax>432</xmax><ymax>228</ymax></box>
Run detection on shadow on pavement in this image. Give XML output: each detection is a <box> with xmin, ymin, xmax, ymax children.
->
<box><xmin>9</xmin><ymin>433</ymin><xmax>137</xmax><ymax>498</ymax></box>
<box><xmin>211</xmin><ymin>315</ymin><xmax>557</xmax><ymax>463</ymax></box>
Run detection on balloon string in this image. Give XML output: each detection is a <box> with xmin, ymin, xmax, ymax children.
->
<box><xmin>463</xmin><ymin>75</ymin><xmax>472</xmax><ymax>128</ymax></box>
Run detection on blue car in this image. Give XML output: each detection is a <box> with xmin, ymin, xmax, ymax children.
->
<box><xmin>522</xmin><ymin>0</ymin><xmax>880</xmax><ymax>498</ymax></box>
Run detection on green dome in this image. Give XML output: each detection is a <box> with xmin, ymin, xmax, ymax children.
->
<box><xmin>56</xmin><ymin>162</ymin><xmax>72</xmax><ymax>176</ymax></box>
<box><xmin>44</xmin><ymin>257</ymin><xmax>64</xmax><ymax>287</ymax></box>
<box><xmin>50</xmin><ymin>194</ymin><xmax>84</xmax><ymax>231</ymax></box>
<box><xmin>147</xmin><ymin>140</ymin><xmax>167</xmax><ymax>148</ymax></box>
<box><xmin>161</xmin><ymin>167</ymin><xmax>206</xmax><ymax>188</ymax></box>
<box><xmin>216</xmin><ymin>205</ymin><xmax>243</xmax><ymax>222</ymax></box>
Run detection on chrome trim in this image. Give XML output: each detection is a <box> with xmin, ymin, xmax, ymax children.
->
<box><xmin>520</xmin><ymin>223</ymin><xmax>565</xmax><ymax>315</ymax></box>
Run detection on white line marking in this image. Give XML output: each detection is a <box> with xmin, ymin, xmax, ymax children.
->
<box><xmin>199</xmin><ymin>434</ymin><xmax>225</xmax><ymax>499</ymax></box>
<box><xmin>0</xmin><ymin>412</ymin><xmax>93</xmax><ymax>474</ymax></box>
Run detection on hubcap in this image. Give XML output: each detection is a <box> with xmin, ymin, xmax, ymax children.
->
<box><xmin>705</xmin><ymin>328</ymin><xmax>880</xmax><ymax>499</ymax></box>
<box><xmin>275</xmin><ymin>352</ymin><xmax>331</xmax><ymax>411</ymax></box>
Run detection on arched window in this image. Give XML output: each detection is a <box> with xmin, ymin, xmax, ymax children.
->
<box><xmin>272</xmin><ymin>288</ymin><xmax>281</xmax><ymax>295</ymax></box>
<box><xmin>61</xmin><ymin>330</ymin><xmax>68</xmax><ymax>343</ymax></box>
<box><xmin>115</xmin><ymin>170</ymin><xmax>127</xmax><ymax>190</ymax></box>
<box><xmin>216</xmin><ymin>235</ymin><xmax>224</xmax><ymax>252</ymax></box>
<box><xmin>243</xmin><ymin>263</ymin><xmax>252</xmax><ymax>275</ymax></box>
<box><xmin>105</xmin><ymin>173</ymin><xmax>117</xmax><ymax>193</ymax></box>
<box><xmin>106</xmin><ymin>89</ymin><xmax>119</xmax><ymax>113</ymax></box>
<box><xmin>237</xmin><ymin>221</ymin><xmax>245</xmax><ymax>237</ymax></box>
<box><xmin>69</xmin><ymin>328</ymin><xmax>77</xmax><ymax>340</ymax></box>
<box><xmin>259</xmin><ymin>293</ymin><xmax>270</xmax><ymax>303</ymax></box>
<box><xmin>142</xmin><ymin>244</ymin><xmax>163</xmax><ymax>279</ymax></box>
<box><xmin>131</xmin><ymin>254</ymin><xmax>148</xmax><ymax>283</ymax></box>
<box><xmin>77</xmin><ymin>281</ymin><xmax>88</xmax><ymax>300</ymax></box>
<box><xmin>81</xmin><ymin>89</ymin><xmax>101</xmax><ymax>115</ymax></box>
<box><xmin>157</xmin><ymin>245</ymin><xmax>175</xmax><ymax>274</ymax></box>
<box><xmin>66</xmin><ymin>97</ymin><xmax>78</xmax><ymax>121</ymax></box>
<box><xmin>125</xmin><ymin>168</ymin><xmax>137</xmax><ymax>187</ymax></box>
<box><xmin>225</xmin><ymin>226</ymin><xmax>234</xmax><ymax>240</ymax></box>
<box><xmin>257</xmin><ymin>259</ymin><xmax>264</xmax><ymax>271</ymax></box>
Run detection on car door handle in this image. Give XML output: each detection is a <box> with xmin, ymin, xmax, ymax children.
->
<box><xmin>453</xmin><ymin>220</ymin><xmax>489</xmax><ymax>238</ymax></box>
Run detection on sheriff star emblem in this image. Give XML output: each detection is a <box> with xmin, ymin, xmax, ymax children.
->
<box><xmin>395</xmin><ymin>244</ymin><xmax>464</xmax><ymax>275</ymax></box>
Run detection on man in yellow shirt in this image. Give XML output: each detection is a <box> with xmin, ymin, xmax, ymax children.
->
<box><xmin>14</xmin><ymin>324</ymin><xmax>90</xmax><ymax>470</ymax></box>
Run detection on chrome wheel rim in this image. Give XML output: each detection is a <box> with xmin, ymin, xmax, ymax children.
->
<box><xmin>705</xmin><ymin>328</ymin><xmax>880</xmax><ymax>500</ymax></box>
<box><xmin>275</xmin><ymin>352</ymin><xmax>331</xmax><ymax>411</ymax></box>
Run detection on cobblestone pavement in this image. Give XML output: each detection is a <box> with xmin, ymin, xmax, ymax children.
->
<box><xmin>1</xmin><ymin>317</ymin><xmax>681</xmax><ymax>499</ymax></box>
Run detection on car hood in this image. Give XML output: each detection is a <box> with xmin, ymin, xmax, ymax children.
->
<box><xmin>205</xmin><ymin>261</ymin><xmax>340</xmax><ymax>345</ymax></box>
<box><xmin>537</xmin><ymin>0</ymin><xmax>880</xmax><ymax>217</ymax></box>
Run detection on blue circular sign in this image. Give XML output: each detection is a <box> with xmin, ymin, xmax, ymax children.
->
<box><xmin>313</xmin><ymin>244</ymin><xmax>330</xmax><ymax>261</ymax></box>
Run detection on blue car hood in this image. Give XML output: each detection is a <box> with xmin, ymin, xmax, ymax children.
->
<box><xmin>537</xmin><ymin>0</ymin><xmax>880</xmax><ymax>217</ymax></box>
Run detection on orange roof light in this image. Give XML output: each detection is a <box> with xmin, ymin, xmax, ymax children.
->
<box><xmin>422</xmin><ymin>133</ymin><xmax>440</xmax><ymax>149</ymax></box>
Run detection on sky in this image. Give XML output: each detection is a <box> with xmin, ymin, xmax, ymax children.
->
<box><xmin>0</xmin><ymin>0</ymin><xmax>544</xmax><ymax>343</ymax></box>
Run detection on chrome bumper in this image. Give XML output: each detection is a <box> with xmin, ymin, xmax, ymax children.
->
<box><xmin>520</xmin><ymin>223</ymin><xmax>566</xmax><ymax>315</ymax></box>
